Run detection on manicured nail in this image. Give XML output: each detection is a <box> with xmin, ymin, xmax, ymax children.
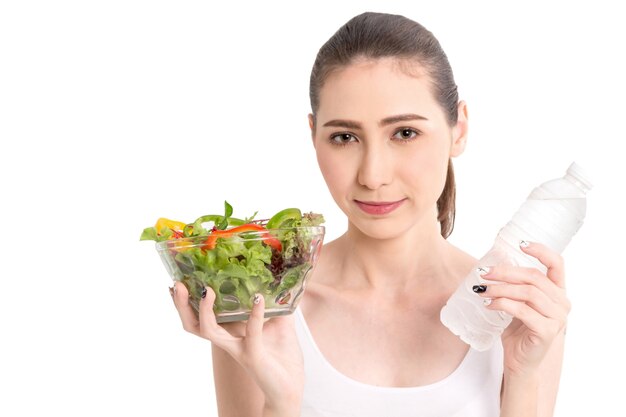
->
<box><xmin>201</xmin><ymin>287</ymin><xmax>207</xmax><ymax>299</ymax></box>
<box><xmin>169</xmin><ymin>286</ymin><xmax>174</xmax><ymax>297</ymax></box>
<box><xmin>473</xmin><ymin>285</ymin><xmax>487</xmax><ymax>293</ymax></box>
<box><xmin>253</xmin><ymin>294</ymin><xmax>261</xmax><ymax>305</ymax></box>
<box><xmin>477</xmin><ymin>266</ymin><xmax>490</xmax><ymax>276</ymax></box>
<box><xmin>483</xmin><ymin>298</ymin><xmax>493</xmax><ymax>306</ymax></box>
<box><xmin>172</xmin><ymin>283</ymin><xmax>178</xmax><ymax>295</ymax></box>
<box><xmin>519</xmin><ymin>240</ymin><xmax>530</xmax><ymax>248</ymax></box>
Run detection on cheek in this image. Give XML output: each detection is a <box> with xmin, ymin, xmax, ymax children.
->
<box><xmin>316</xmin><ymin>147</ymin><xmax>351</xmax><ymax>196</ymax></box>
<box><xmin>402</xmin><ymin>145</ymin><xmax>449</xmax><ymax>195</ymax></box>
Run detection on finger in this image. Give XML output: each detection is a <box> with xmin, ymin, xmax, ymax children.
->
<box><xmin>244</xmin><ymin>293</ymin><xmax>266</xmax><ymax>354</ymax></box>
<box><xmin>519</xmin><ymin>241</ymin><xmax>566</xmax><ymax>288</ymax></box>
<box><xmin>475</xmin><ymin>283</ymin><xmax>565</xmax><ymax>320</ymax></box>
<box><xmin>479</xmin><ymin>264</ymin><xmax>563</xmax><ymax>302</ymax></box>
<box><xmin>486</xmin><ymin>297</ymin><xmax>561</xmax><ymax>337</ymax></box>
<box><xmin>198</xmin><ymin>287</ymin><xmax>242</xmax><ymax>354</ymax></box>
<box><xmin>171</xmin><ymin>281</ymin><xmax>200</xmax><ymax>336</ymax></box>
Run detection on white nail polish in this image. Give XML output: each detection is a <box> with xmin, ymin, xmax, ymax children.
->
<box><xmin>483</xmin><ymin>298</ymin><xmax>493</xmax><ymax>306</ymax></box>
<box><xmin>519</xmin><ymin>240</ymin><xmax>530</xmax><ymax>248</ymax></box>
<box><xmin>253</xmin><ymin>294</ymin><xmax>261</xmax><ymax>305</ymax></box>
<box><xmin>477</xmin><ymin>266</ymin><xmax>490</xmax><ymax>275</ymax></box>
<box><xmin>477</xmin><ymin>266</ymin><xmax>490</xmax><ymax>284</ymax></box>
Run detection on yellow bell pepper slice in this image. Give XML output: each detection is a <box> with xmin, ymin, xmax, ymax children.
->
<box><xmin>155</xmin><ymin>217</ymin><xmax>186</xmax><ymax>236</ymax></box>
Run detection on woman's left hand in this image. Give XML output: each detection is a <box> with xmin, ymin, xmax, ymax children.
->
<box><xmin>476</xmin><ymin>241</ymin><xmax>571</xmax><ymax>376</ymax></box>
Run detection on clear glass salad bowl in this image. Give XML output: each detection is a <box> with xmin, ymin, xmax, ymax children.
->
<box><xmin>156</xmin><ymin>226</ymin><xmax>325</xmax><ymax>323</ymax></box>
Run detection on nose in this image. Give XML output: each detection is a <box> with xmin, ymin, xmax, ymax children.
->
<box><xmin>357</xmin><ymin>143</ymin><xmax>393</xmax><ymax>190</ymax></box>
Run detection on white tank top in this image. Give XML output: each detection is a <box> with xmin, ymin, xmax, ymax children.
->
<box><xmin>294</xmin><ymin>307</ymin><xmax>503</xmax><ymax>417</ymax></box>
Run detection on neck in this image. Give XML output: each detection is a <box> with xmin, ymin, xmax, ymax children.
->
<box><xmin>335</xmin><ymin>216</ymin><xmax>459</xmax><ymax>294</ymax></box>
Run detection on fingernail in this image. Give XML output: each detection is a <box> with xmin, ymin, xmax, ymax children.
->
<box><xmin>172</xmin><ymin>283</ymin><xmax>178</xmax><ymax>295</ymax></box>
<box><xmin>472</xmin><ymin>285</ymin><xmax>487</xmax><ymax>293</ymax></box>
<box><xmin>201</xmin><ymin>287</ymin><xmax>207</xmax><ymax>299</ymax></box>
<box><xmin>253</xmin><ymin>294</ymin><xmax>261</xmax><ymax>305</ymax></box>
<box><xmin>519</xmin><ymin>240</ymin><xmax>530</xmax><ymax>248</ymax></box>
<box><xmin>477</xmin><ymin>266</ymin><xmax>490</xmax><ymax>276</ymax></box>
<box><xmin>169</xmin><ymin>286</ymin><xmax>174</xmax><ymax>297</ymax></box>
<box><xmin>483</xmin><ymin>298</ymin><xmax>493</xmax><ymax>306</ymax></box>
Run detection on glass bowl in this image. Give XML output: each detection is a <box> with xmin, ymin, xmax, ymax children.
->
<box><xmin>156</xmin><ymin>226</ymin><xmax>324</xmax><ymax>323</ymax></box>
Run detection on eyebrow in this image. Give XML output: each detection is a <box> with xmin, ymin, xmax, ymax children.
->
<box><xmin>322</xmin><ymin>113</ymin><xmax>428</xmax><ymax>129</ymax></box>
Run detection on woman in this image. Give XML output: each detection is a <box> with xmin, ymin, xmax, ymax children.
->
<box><xmin>171</xmin><ymin>12</ymin><xmax>569</xmax><ymax>417</ymax></box>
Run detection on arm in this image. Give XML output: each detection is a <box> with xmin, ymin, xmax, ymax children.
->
<box><xmin>500</xmin><ymin>370</ymin><xmax>540</xmax><ymax>417</ymax></box>
<box><xmin>500</xmin><ymin>329</ymin><xmax>565</xmax><ymax>416</ymax></box>
<box><xmin>476</xmin><ymin>242</ymin><xmax>570</xmax><ymax>417</ymax></box>
<box><xmin>171</xmin><ymin>283</ymin><xmax>304</xmax><ymax>417</ymax></box>
<box><xmin>212</xmin><ymin>344</ymin><xmax>264</xmax><ymax>416</ymax></box>
<box><xmin>212</xmin><ymin>344</ymin><xmax>302</xmax><ymax>417</ymax></box>
<box><xmin>536</xmin><ymin>329</ymin><xmax>565</xmax><ymax>416</ymax></box>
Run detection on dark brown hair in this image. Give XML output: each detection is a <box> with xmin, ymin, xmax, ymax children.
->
<box><xmin>309</xmin><ymin>12</ymin><xmax>459</xmax><ymax>238</ymax></box>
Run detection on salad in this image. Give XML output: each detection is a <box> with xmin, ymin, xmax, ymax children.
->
<box><xmin>140</xmin><ymin>202</ymin><xmax>325</xmax><ymax>321</ymax></box>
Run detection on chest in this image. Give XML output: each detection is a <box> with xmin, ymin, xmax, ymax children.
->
<box><xmin>300</xmin><ymin>294</ymin><xmax>470</xmax><ymax>387</ymax></box>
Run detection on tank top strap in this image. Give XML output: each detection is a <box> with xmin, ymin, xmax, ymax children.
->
<box><xmin>294</xmin><ymin>306</ymin><xmax>503</xmax><ymax>417</ymax></box>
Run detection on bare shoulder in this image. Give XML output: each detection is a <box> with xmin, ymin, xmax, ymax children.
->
<box><xmin>308</xmin><ymin>237</ymin><xmax>344</xmax><ymax>285</ymax></box>
<box><xmin>299</xmin><ymin>238</ymin><xmax>347</xmax><ymax>314</ymax></box>
<box><xmin>447</xmin><ymin>242</ymin><xmax>480</xmax><ymax>281</ymax></box>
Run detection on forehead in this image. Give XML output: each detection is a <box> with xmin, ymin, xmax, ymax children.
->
<box><xmin>317</xmin><ymin>58</ymin><xmax>441</xmax><ymax>122</ymax></box>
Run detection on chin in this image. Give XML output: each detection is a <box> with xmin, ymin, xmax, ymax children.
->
<box><xmin>348</xmin><ymin>216</ymin><xmax>410</xmax><ymax>241</ymax></box>
<box><xmin>346</xmin><ymin>202</ymin><xmax>440</xmax><ymax>241</ymax></box>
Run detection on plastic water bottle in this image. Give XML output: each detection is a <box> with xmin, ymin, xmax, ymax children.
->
<box><xmin>440</xmin><ymin>162</ymin><xmax>592</xmax><ymax>351</ymax></box>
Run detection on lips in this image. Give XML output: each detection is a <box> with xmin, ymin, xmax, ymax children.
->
<box><xmin>354</xmin><ymin>198</ymin><xmax>406</xmax><ymax>215</ymax></box>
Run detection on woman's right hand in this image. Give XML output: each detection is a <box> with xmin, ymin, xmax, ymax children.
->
<box><xmin>170</xmin><ymin>282</ymin><xmax>304</xmax><ymax>413</ymax></box>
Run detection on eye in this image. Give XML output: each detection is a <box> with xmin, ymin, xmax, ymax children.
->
<box><xmin>329</xmin><ymin>133</ymin><xmax>358</xmax><ymax>146</ymax></box>
<box><xmin>392</xmin><ymin>128</ymin><xmax>420</xmax><ymax>141</ymax></box>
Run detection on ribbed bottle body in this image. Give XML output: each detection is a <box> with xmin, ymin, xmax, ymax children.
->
<box><xmin>440</xmin><ymin>163</ymin><xmax>590</xmax><ymax>351</ymax></box>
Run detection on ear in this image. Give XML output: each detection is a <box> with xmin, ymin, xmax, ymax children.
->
<box><xmin>308</xmin><ymin>113</ymin><xmax>316</xmax><ymax>147</ymax></box>
<box><xmin>450</xmin><ymin>100</ymin><xmax>468</xmax><ymax>157</ymax></box>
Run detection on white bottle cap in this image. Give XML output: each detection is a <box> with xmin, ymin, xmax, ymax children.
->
<box><xmin>566</xmin><ymin>162</ymin><xmax>593</xmax><ymax>192</ymax></box>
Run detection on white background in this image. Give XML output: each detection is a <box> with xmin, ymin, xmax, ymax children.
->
<box><xmin>1</xmin><ymin>1</ymin><xmax>624</xmax><ymax>415</ymax></box>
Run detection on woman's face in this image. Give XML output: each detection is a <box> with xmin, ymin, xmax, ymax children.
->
<box><xmin>309</xmin><ymin>58</ymin><xmax>468</xmax><ymax>240</ymax></box>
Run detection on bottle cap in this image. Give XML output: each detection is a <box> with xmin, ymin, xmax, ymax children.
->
<box><xmin>566</xmin><ymin>162</ymin><xmax>593</xmax><ymax>192</ymax></box>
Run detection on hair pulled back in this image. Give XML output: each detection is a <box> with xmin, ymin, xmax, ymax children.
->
<box><xmin>309</xmin><ymin>12</ymin><xmax>459</xmax><ymax>238</ymax></box>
